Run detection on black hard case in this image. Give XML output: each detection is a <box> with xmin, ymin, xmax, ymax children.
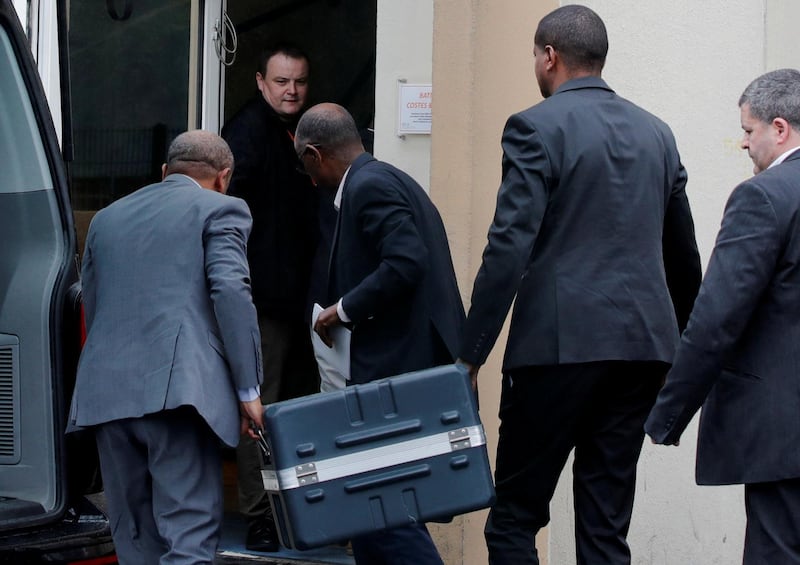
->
<box><xmin>261</xmin><ymin>364</ymin><xmax>495</xmax><ymax>550</ymax></box>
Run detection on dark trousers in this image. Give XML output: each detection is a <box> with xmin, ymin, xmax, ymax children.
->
<box><xmin>351</xmin><ymin>523</ymin><xmax>444</xmax><ymax>565</ymax></box>
<box><xmin>237</xmin><ymin>316</ymin><xmax>320</xmax><ymax>519</ymax></box>
<box><xmin>744</xmin><ymin>478</ymin><xmax>800</xmax><ymax>564</ymax></box>
<box><xmin>485</xmin><ymin>361</ymin><xmax>665</xmax><ymax>565</ymax></box>
<box><xmin>95</xmin><ymin>407</ymin><xmax>223</xmax><ymax>565</ymax></box>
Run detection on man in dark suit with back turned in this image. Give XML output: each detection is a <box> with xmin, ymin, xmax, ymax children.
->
<box><xmin>69</xmin><ymin>130</ymin><xmax>264</xmax><ymax>564</ymax></box>
<box><xmin>646</xmin><ymin>68</ymin><xmax>800</xmax><ymax>565</ymax></box>
<box><xmin>296</xmin><ymin>102</ymin><xmax>465</xmax><ymax>564</ymax></box>
<box><xmin>457</xmin><ymin>5</ymin><xmax>701</xmax><ymax>564</ymax></box>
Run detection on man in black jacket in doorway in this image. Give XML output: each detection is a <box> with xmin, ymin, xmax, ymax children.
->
<box><xmin>222</xmin><ymin>42</ymin><xmax>319</xmax><ymax>553</ymax></box>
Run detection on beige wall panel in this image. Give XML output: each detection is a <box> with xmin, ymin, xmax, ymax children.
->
<box><xmin>431</xmin><ymin>0</ymin><xmax>797</xmax><ymax>563</ymax></box>
<box><xmin>431</xmin><ymin>1</ymin><xmax>556</xmax><ymax>563</ymax></box>
<box><xmin>384</xmin><ymin>0</ymin><xmax>800</xmax><ymax>562</ymax></box>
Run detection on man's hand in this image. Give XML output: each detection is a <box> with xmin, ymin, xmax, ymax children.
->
<box><xmin>240</xmin><ymin>398</ymin><xmax>264</xmax><ymax>440</ymax></box>
<box><xmin>314</xmin><ymin>303</ymin><xmax>342</xmax><ymax>348</ymax></box>
<box><xmin>457</xmin><ymin>358</ymin><xmax>480</xmax><ymax>392</ymax></box>
<box><xmin>648</xmin><ymin>434</ymin><xmax>681</xmax><ymax>447</ymax></box>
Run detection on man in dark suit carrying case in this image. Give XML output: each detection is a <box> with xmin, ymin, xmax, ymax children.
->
<box><xmin>646</xmin><ymin>68</ymin><xmax>800</xmax><ymax>565</ymax></box>
<box><xmin>295</xmin><ymin>102</ymin><xmax>465</xmax><ymax>564</ymax></box>
<box><xmin>457</xmin><ymin>5</ymin><xmax>702</xmax><ymax>564</ymax></box>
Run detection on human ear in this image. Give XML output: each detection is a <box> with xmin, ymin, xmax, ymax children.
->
<box><xmin>215</xmin><ymin>167</ymin><xmax>232</xmax><ymax>194</ymax></box>
<box><xmin>773</xmin><ymin>117</ymin><xmax>791</xmax><ymax>143</ymax></box>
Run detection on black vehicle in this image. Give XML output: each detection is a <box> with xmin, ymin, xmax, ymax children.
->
<box><xmin>0</xmin><ymin>1</ymin><xmax>115</xmax><ymax>562</ymax></box>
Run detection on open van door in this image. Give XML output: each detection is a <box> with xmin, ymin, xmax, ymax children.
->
<box><xmin>0</xmin><ymin>0</ymin><xmax>114</xmax><ymax>561</ymax></box>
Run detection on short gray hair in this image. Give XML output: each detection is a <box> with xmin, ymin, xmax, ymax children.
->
<box><xmin>166</xmin><ymin>130</ymin><xmax>234</xmax><ymax>177</ymax></box>
<box><xmin>739</xmin><ymin>68</ymin><xmax>800</xmax><ymax>130</ymax></box>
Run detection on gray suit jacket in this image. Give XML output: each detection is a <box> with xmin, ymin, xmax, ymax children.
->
<box><xmin>70</xmin><ymin>174</ymin><xmax>262</xmax><ymax>447</ymax></box>
<box><xmin>460</xmin><ymin>76</ymin><xmax>701</xmax><ymax>371</ymax></box>
<box><xmin>646</xmin><ymin>150</ymin><xmax>800</xmax><ymax>485</ymax></box>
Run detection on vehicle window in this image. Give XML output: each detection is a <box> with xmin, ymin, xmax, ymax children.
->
<box><xmin>0</xmin><ymin>25</ymin><xmax>52</xmax><ymax>194</ymax></box>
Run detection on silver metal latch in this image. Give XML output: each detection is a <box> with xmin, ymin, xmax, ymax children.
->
<box><xmin>295</xmin><ymin>463</ymin><xmax>318</xmax><ymax>485</ymax></box>
<box><xmin>449</xmin><ymin>428</ymin><xmax>472</xmax><ymax>451</ymax></box>
<box><xmin>261</xmin><ymin>469</ymin><xmax>279</xmax><ymax>492</ymax></box>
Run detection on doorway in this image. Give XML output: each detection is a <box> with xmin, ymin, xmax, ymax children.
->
<box><xmin>66</xmin><ymin>0</ymin><xmax>376</xmax><ymax>224</ymax></box>
<box><xmin>222</xmin><ymin>0</ymin><xmax>376</xmax><ymax>146</ymax></box>
<box><xmin>214</xmin><ymin>3</ymin><xmax>375</xmax><ymax>557</ymax></box>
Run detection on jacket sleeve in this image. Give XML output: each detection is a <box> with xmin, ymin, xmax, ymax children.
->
<box><xmin>662</xmin><ymin>155</ymin><xmax>702</xmax><ymax>331</ymax></box>
<box><xmin>459</xmin><ymin>112</ymin><xmax>551</xmax><ymax>366</ymax></box>
<box><xmin>204</xmin><ymin>197</ymin><xmax>263</xmax><ymax>390</ymax></box>
<box><xmin>646</xmin><ymin>180</ymin><xmax>780</xmax><ymax>443</ymax></box>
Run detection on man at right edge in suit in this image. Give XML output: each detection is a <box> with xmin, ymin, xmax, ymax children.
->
<box><xmin>646</xmin><ymin>69</ymin><xmax>800</xmax><ymax>564</ymax></box>
<box><xmin>457</xmin><ymin>6</ymin><xmax>701</xmax><ymax>564</ymax></box>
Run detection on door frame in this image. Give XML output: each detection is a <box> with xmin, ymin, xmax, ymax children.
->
<box><xmin>197</xmin><ymin>0</ymin><xmax>226</xmax><ymax>133</ymax></box>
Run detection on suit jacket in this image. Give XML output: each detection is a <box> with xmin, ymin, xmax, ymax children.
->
<box><xmin>329</xmin><ymin>153</ymin><xmax>465</xmax><ymax>384</ymax></box>
<box><xmin>460</xmin><ymin>76</ymin><xmax>701</xmax><ymax>371</ymax></box>
<box><xmin>222</xmin><ymin>95</ymin><xmax>318</xmax><ymax>321</ymax></box>
<box><xmin>70</xmin><ymin>174</ymin><xmax>263</xmax><ymax>447</ymax></box>
<box><xmin>646</xmin><ymin>150</ymin><xmax>800</xmax><ymax>485</ymax></box>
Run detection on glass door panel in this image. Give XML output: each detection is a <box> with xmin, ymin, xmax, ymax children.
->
<box><xmin>68</xmin><ymin>0</ymin><xmax>192</xmax><ymax>211</ymax></box>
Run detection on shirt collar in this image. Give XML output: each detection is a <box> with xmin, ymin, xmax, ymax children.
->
<box><xmin>768</xmin><ymin>146</ymin><xmax>800</xmax><ymax>169</ymax></box>
<box><xmin>333</xmin><ymin>166</ymin><xmax>352</xmax><ymax>211</ymax></box>
<box><xmin>167</xmin><ymin>173</ymin><xmax>202</xmax><ymax>189</ymax></box>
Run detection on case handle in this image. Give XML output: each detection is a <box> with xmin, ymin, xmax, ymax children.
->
<box><xmin>344</xmin><ymin>464</ymin><xmax>431</xmax><ymax>493</ymax></box>
<box><xmin>335</xmin><ymin>419</ymin><xmax>422</xmax><ymax>448</ymax></box>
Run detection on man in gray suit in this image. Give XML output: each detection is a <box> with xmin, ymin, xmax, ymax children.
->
<box><xmin>457</xmin><ymin>5</ymin><xmax>701</xmax><ymax>564</ymax></box>
<box><xmin>69</xmin><ymin>130</ymin><xmax>264</xmax><ymax>564</ymax></box>
<box><xmin>646</xmin><ymin>69</ymin><xmax>800</xmax><ymax>565</ymax></box>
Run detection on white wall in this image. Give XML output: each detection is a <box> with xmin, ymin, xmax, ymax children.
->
<box><xmin>766</xmin><ymin>0</ymin><xmax>800</xmax><ymax>70</ymax></box>
<box><xmin>374</xmin><ymin>0</ymin><xmax>433</xmax><ymax>190</ymax></box>
<box><xmin>548</xmin><ymin>1</ymin><xmax>767</xmax><ymax>563</ymax></box>
<box><xmin>11</xmin><ymin>0</ymin><xmax>26</xmax><ymax>29</ymax></box>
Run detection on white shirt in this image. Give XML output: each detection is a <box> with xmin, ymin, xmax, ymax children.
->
<box><xmin>334</xmin><ymin>166</ymin><xmax>353</xmax><ymax>323</ymax></box>
<box><xmin>768</xmin><ymin>146</ymin><xmax>800</xmax><ymax>169</ymax></box>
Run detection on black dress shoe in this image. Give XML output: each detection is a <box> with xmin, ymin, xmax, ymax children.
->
<box><xmin>245</xmin><ymin>514</ymin><xmax>280</xmax><ymax>552</ymax></box>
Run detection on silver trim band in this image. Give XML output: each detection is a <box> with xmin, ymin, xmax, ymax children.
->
<box><xmin>269</xmin><ymin>424</ymin><xmax>486</xmax><ymax>491</ymax></box>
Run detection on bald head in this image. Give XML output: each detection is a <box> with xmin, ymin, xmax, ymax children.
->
<box><xmin>295</xmin><ymin>103</ymin><xmax>364</xmax><ymax>161</ymax></box>
<box><xmin>164</xmin><ymin>130</ymin><xmax>234</xmax><ymax>190</ymax></box>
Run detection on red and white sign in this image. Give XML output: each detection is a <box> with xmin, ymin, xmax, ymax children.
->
<box><xmin>397</xmin><ymin>83</ymin><xmax>432</xmax><ymax>135</ymax></box>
